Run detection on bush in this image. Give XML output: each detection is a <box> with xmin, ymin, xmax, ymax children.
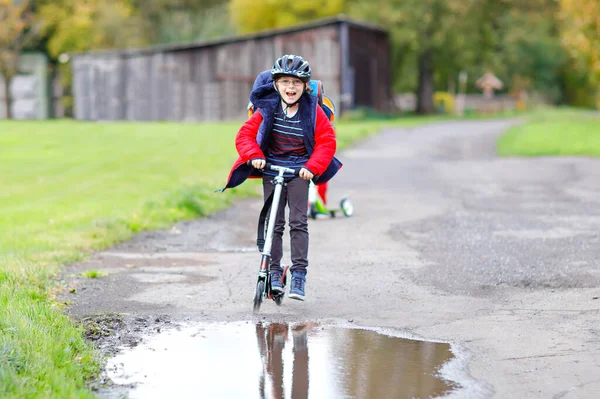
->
<box><xmin>434</xmin><ymin>92</ymin><xmax>456</xmax><ymax>114</ymax></box>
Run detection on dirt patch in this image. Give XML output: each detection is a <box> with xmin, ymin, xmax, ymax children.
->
<box><xmin>59</xmin><ymin>251</ymin><xmax>221</xmax><ymax>316</ymax></box>
<box><xmin>79</xmin><ymin>312</ymin><xmax>179</xmax><ymax>394</ymax></box>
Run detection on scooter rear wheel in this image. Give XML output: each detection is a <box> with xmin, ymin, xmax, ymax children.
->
<box><xmin>253</xmin><ymin>280</ymin><xmax>264</xmax><ymax>313</ymax></box>
<box><xmin>273</xmin><ymin>293</ymin><xmax>284</xmax><ymax>306</ymax></box>
<box><xmin>309</xmin><ymin>203</ymin><xmax>318</xmax><ymax>220</ymax></box>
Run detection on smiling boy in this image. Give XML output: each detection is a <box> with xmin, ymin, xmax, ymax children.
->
<box><xmin>224</xmin><ymin>54</ymin><xmax>342</xmax><ymax>300</ymax></box>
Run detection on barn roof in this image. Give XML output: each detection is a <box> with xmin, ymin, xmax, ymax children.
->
<box><xmin>73</xmin><ymin>15</ymin><xmax>387</xmax><ymax>58</ymax></box>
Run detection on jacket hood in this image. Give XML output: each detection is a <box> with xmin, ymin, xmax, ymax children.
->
<box><xmin>249</xmin><ymin>83</ymin><xmax>278</xmax><ymax>109</ymax></box>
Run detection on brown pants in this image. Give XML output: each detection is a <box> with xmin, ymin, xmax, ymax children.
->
<box><xmin>263</xmin><ymin>176</ymin><xmax>309</xmax><ymax>274</ymax></box>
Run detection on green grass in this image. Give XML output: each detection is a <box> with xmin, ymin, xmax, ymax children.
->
<box><xmin>1</xmin><ymin>115</ymin><xmax>450</xmax><ymax>397</ymax></box>
<box><xmin>498</xmin><ymin>107</ymin><xmax>600</xmax><ymax>157</ymax></box>
<box><xmin>80</xmin><ymin>270</ymin><xmax>106</xmax><ymax>279</ymax></box>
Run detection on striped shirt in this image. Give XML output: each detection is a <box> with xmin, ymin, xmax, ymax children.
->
<box><xmin>267</xmin><ymin>104</ymin><xmax>308</xmax><ymax>158</ymax></box>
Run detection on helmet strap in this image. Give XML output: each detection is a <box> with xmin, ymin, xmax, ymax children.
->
<box><xmin>275</xmin><ymin>84</ymin><xmax>305</xmax><ymax>119</ymax></box>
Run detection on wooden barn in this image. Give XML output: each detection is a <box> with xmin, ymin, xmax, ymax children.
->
<box><xmin>72</xmin><ymin>15</ymin><xmax>391</xmax><ymax>122</ymax></box>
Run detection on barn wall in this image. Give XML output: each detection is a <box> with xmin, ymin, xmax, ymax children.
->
<box><xmin>273</xmin><ymin>25</ymin><xmax>341</xmax><ymax>108</ymax></box>
<box><xmin>347</xmin><ymin>25</ymin><xmax>391</xmax><ymax>112</ymax></box>
<box><xmin>74</xmin><ymin>22</ymin><xmax>387</xmax><ymax>121</ymax></box>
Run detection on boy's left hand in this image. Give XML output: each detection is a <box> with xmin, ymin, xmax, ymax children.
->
<box><xmin>299</xmin><ymin>168</ymin><xmax>313</xmax><ymax>181</ymax></box>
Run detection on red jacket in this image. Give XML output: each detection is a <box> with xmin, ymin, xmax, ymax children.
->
<box><xmin>224</xmin><ymin>87</ymin><xmax>341</xmax><ymax>190</ymax></box>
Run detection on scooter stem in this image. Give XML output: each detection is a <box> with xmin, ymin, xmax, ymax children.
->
<box><xmin>262</xmin><ymin>171</ymin><xmax>285</xmax><ymax>257</ymax></box>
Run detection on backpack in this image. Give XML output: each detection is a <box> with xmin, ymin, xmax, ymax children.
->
<box><xmin>247</xmin><ymin>79</ymin><xmax>336</xmax><ymax>123</ymax></box>
<box><xmin>307</xmin><ymin>80</ymin><xmax>336</xmax><ymax>123</ymax></box>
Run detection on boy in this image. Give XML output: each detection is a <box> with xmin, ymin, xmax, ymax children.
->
<box><xmin>248</xmin><ymin>71</ymin><xmax>331</xmax><ymax>207</ymax></box>
<box><xmin>224</xmin><ymin>54</ymin><xmax>341</xmax><ymax>300</ymax></box>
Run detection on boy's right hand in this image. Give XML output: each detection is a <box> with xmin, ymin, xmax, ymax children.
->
<box><xmin>251</xmin><ymin>159</ymin><xmax>266</xmax><ymax>170</ymax></box>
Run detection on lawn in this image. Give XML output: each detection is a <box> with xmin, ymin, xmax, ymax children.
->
<box><xmin>0</xmin><ymin>114</ymin><xmax>445</xmax><ymax>397</ymax></box>
<box><xmin>497</xmin><ymin>108</ymin><xmax>600</xmax><ymax>157</ymax></box>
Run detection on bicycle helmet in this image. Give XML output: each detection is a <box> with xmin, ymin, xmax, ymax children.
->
<box><xmin>271</xmin><ymin>54</ymin><xmax>312</xmax><ymax>82</ymax></box>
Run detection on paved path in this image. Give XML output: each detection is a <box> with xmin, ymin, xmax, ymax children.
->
<box><xmin>68</xmin><ymin>119</ymin><xmax>600</xmax><ymax>398</ymax></box>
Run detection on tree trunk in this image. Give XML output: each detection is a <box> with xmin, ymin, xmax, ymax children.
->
<box><xmin>2</xmin><ymin>74</ymin><xmax>11</xmax><ymax>119</ymax></box>
<box><xmin>416</xmin><ymin>49</ymin><xmax>435</xmax><ymax>115</ymax></box>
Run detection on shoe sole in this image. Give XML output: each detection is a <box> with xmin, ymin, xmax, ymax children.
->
<box><xmin>271</xmin><ymin>286</ymin><xmax>284</xmax><ymax>294</ymax></box>
<box><xmin>288</xmin><ymin>293</ymin><xmax>305</xmax><ymax>301</ymax></box>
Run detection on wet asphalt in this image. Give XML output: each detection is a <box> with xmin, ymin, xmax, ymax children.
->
<box><xmin>65</xmin><ymin>119</ymin><xmax>600</xmax><ymax>398</ymax></box>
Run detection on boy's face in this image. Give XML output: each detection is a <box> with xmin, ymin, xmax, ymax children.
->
<box><xmin>275</xmin><ymin>77</ymin><xmax>305</xmax><ymax>104</ymax></box>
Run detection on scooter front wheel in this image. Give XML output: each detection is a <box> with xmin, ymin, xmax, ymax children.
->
<box><xmin>340</xmin><ymin>197</ymin><xmax>354</xmax><ymax>217</ymax></box>
<box><xmin>273</xmin><ymin>266</ymin><xmax>289</xmax><ymax>306</ymax></box>
<box><xmin>253</xmin><ymin>280</ymin><xmax>265</xmax><ymax>313</ymax></box>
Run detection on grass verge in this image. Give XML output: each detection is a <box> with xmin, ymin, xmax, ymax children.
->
<box><xmin>497</xmin><ymin>107</ymin><xmax>600</xmax><ymax>157</ymax></box>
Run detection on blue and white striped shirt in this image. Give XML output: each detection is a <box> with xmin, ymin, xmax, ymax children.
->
<box><xmin>267</xmin><ymin>104</ymin><xmax>308</xmax><ymax>158</ymax></box>
<box><xmin>264</xmin><ymin>103</ymin><xmax>309</xmax><ymax>177</ymax></box>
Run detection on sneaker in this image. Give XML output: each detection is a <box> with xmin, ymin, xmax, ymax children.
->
<box><xmin>270</xmin><ymin>268</ymin><xmax>284</xmax><ymax>294</ymax></box>
<box><xmin>288</xmin><ymin>272</ymin><xmax>306</xmax><ymax>301</ymax></box>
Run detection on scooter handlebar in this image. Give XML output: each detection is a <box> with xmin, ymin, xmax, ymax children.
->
<box><xmin>248</xmin><ymin>160</ymin><xmax>301</xmax><ymax>176</ymax></box>
<box><xmin>265</xmin><ymin>162</ymin><xmax>300</xmax><ymax>176</ymax></box>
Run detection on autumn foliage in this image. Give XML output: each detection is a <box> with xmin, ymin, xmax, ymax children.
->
<box><xmin>559</xmin><ymin>0</ymin><xmax>600</xmax><ymax>82</ymax></box>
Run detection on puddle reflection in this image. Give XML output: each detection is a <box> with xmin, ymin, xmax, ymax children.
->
<box><xmin>104</xmin><ymin>322</ymin><xmax>457</xmax><ymax>399</ymax></box>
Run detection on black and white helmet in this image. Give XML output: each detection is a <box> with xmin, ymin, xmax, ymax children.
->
<box><xmin>271</xmin><ymin>54</ymin><xmax>312</xmax><ymax>82</ymax></box>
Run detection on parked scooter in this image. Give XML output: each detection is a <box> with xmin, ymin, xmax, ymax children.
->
<box><xmin>307</xmin><ymin>181</ymin><xmax>354</xmax><ymax>219</ymax></box>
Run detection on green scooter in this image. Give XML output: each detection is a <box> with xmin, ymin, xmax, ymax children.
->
<box><xmin>307</xmin><ymin>181</ymin><xmax>354</xmax><ymax>219</ymax></box>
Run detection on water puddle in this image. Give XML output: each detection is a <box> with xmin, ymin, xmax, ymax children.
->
<box><xmin>102</xmin><ymin>322</ymin><xmax>460</xmax><ymax>398</ymax></box>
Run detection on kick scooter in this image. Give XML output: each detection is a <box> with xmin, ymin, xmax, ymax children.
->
<box><xmin>307</xmin><ymin>180</ymin><xmax>354</xmax><ymax>219</ymax></box>
<box><xmin>253</xmin><ymin>163</ymin><xmax>299</xmax><ymax>313</ymax></box>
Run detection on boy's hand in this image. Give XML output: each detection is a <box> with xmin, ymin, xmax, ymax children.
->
<box><xmin>251</xmin><ymin>159</ymin><xmax>266</xmax><ymax>169</ymax></box>
<box><xmin>299</xmin><ymin>168</ymin><xmax>313</xmax><ymax>181</ymax></box>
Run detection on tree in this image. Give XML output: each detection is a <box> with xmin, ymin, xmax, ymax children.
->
<box><xmin>499</xmin><ymin>4</ymin><xmax>565</xmax><ymax>102</ymax></box>
<box><xmin>455</xmin><ymin>0</ymin><xmax>565</xmax><ymax>102</ymax></box>
<box><xmin>130</xmin><ymin>0</ymin><xmax>233</xmax><ymax>44</ymax></box>
<box><xmin>348</xmin><ymin>0</ymin><xmax>473</xmax><ymax>114</ymax></box>
<box><xmin>37</xmin><ymin>0</ymin><xmax>147</xmax><ymax>116</ymax></box>
<box><xmin>559</xmin><ymin>0</ymin><xmax>600</xmax><ymax>106</ymax></box>
<box><xmin>229</xmin><ymin>0</ymin><xmax>344</xmax><ymax>33</ymax></box>
<box><xmin>38</xmin><ymin>0</ymin><xmax>145</xmax><ymax>58</ymax></box>
<box><xmin>348</xmin><ymin>0</ymin><xmax>567</xmax><ymax>113</ymax></box>
<box><xmin>559</xmin><ymin>0</ymin><xmax>600</xmax><ymax>82</ymax></box>
<box><xmin>0</xmin><ymin>0</ymin><xmax>37</xmax><ymax>119</ymax></box>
